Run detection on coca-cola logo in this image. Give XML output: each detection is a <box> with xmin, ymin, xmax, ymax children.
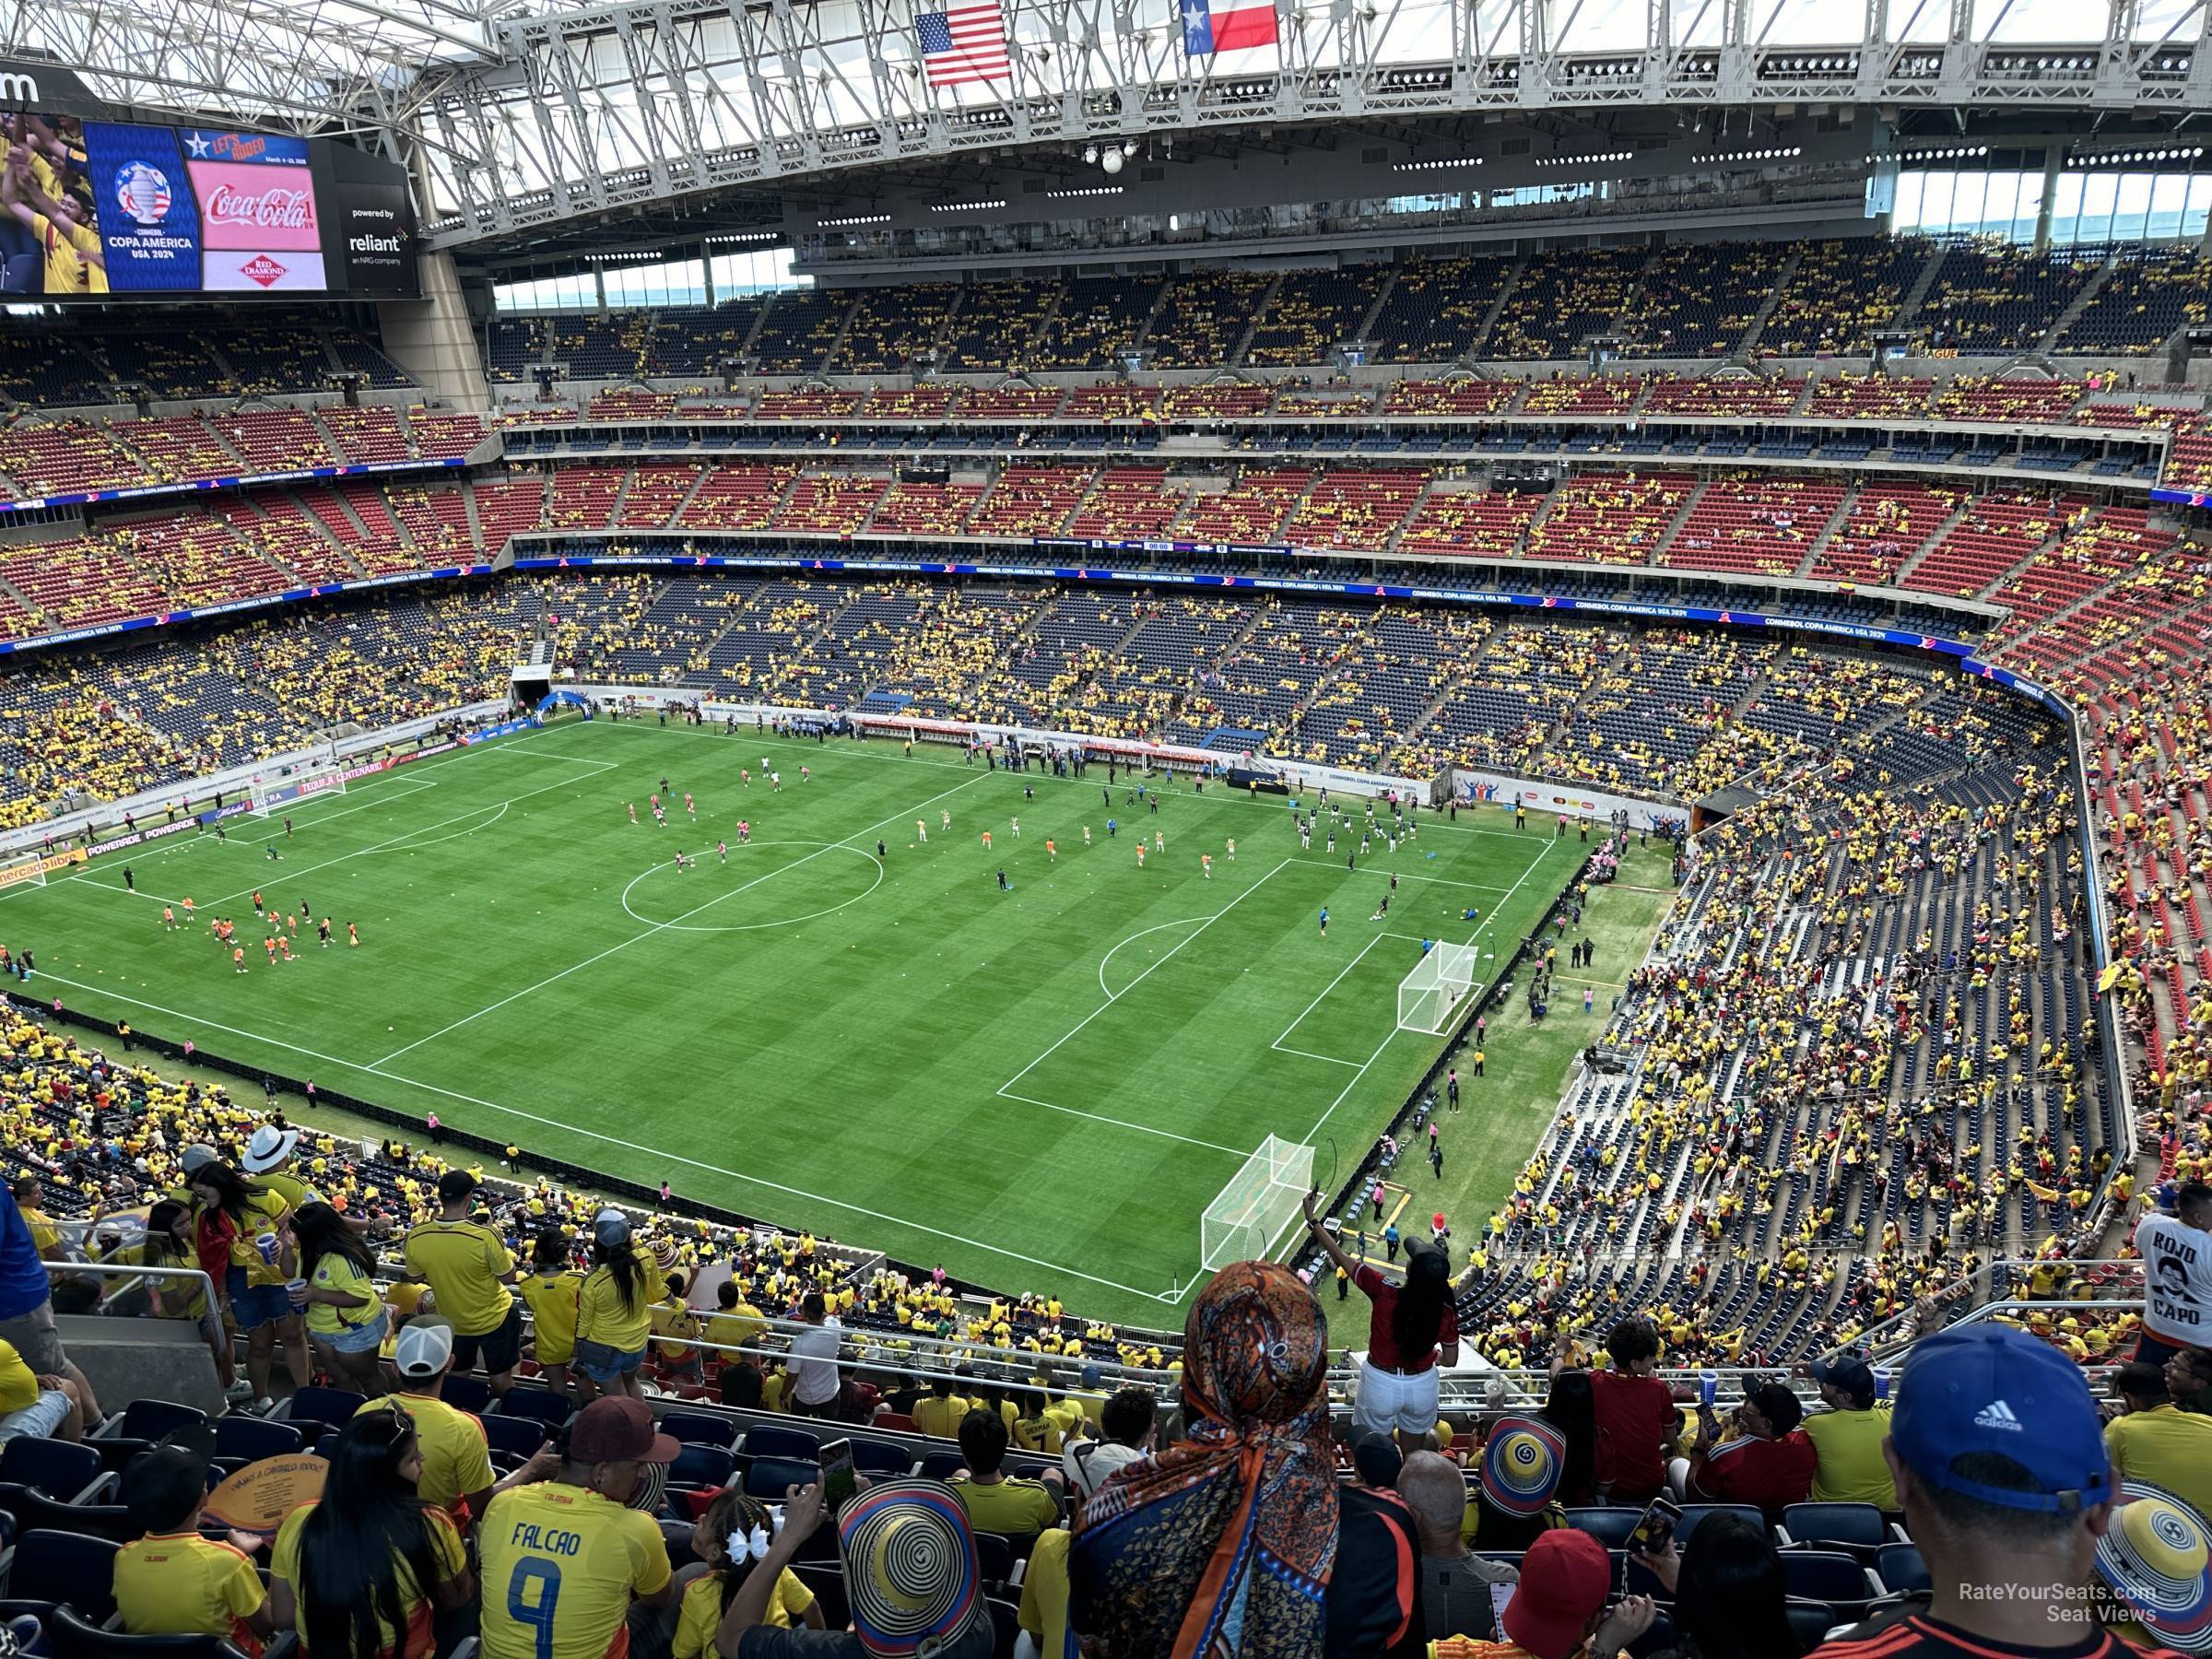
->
<box><xmin>203</xmin><ymin>183</ymin><xmax>315</xmax><ymax>230</ymax></box>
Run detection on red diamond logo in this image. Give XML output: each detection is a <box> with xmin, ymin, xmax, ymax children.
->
<box><xmin>240</xmin><ymin>254</ymin><xmax>287</xmax><ymax>287</ymax></box>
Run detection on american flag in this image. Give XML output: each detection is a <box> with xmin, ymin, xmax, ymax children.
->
<box><xmin>917</xmin><ymin>2</ymin><xmax>1010</xmax><ymax>86</ymax></box>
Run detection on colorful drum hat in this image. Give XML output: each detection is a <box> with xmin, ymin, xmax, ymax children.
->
<box><xmin>1480</xmin><ymin>1412</ymin><xmax>1568</xmax><ymax>1516</ymax></box>
<box><xmin>2095</xmin><ymin>1479</ymin><xmax>2212</xmax><ymax>1652</ymax></box>
<box><xmin>837</xmin><ymin>1478</ymin><xmax>986</xmax><ymax>1658</ymax></box>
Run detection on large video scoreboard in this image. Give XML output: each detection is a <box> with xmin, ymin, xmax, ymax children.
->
<box><xmin>0</xmin><ymin>58</ymin><xmax>420</xmax><ymax>301</ymax></box>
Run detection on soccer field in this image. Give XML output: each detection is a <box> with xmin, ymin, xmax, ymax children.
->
<box><xmin>6</xmin><ymin>721</ymin><xmax>1587</xmax><ymax>1324</ymax></box>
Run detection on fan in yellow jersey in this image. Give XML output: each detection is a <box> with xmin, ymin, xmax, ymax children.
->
<box><xmin>650</xmin><ymin>1268</ymin><xmax>705</xmax><ymax>1385</ymax></box>
<box><xmin>671</xmin><ymin>1489</ymin><xmax>825</xmax><ymax>1658</ymax></box>
<box><xmin>701</xmin><ymin>1280</ymin><xmax>767</xmax><ymax>1385</ymax></box>
<box><xmin>269</xmin><ymin>1409</ymin><xmax>476</xmax><ymax>1659</ymax></box>
<box><xmin>574</xmin><ymin>1209</ymin><xmax>659</xmax><ymax>1401</ymax></box>
<box><xmin>0</xmin><ymin>121</ymin><xmax>105</xmax><ymax>297</ymax></box>
<box><xmin>478</xmin><ymin>1396</ymin><xmax>677</xmax><ymax>1659</ymax></box>
<box><xmin>518</xmin><ymin>1229</ymin><xmax>585</xmax><ymax>1400</ymax></box>
<box><xmin>359</xmin><ymin>1320</ymin><xmax>499</xmax><ymax>1529</ymax></box>
<box><xmin>404</xmin><ymin>1171</ymin><xmax>523</xmax><ymax>1396</ymax></box>
<box><xmin>114</xmin><ymin>1444</ymin><xmax>275</xmax><ymax>1655</ymax></box>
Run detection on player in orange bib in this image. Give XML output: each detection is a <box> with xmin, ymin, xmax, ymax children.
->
<box><xmin>1202</xmin><ymin>853</ymin><xmax>1213</xmax><ymax>878</ymax></box>
<box><xmin>264</xmin><ymin>936</ymin><xmax>277</xmax><ymax>963</ymax></box>
<box><xmin>182</xmin><ymin>897</ymin><xmax>195</xmax><ymax>921</ymax></box>
<box><xmin>232</xmin><ymin>947</ymin><xmax>246</xmax><ymax>973</ymax></box>
<box><xmin>1136</xmin><ymin>844</ymin><xmax>1147</xmax><ymax>868</ymax></box>
<box><xmin>982</xmin><ymin>830</ymin><xmax>993</xmax><ymax>850</ymax></box>
<box><xmin>346</xmin><ymin>922</ymin><xmax>359</xmax><ymax>947</ymax></box>
<box><xmin>1046</xmin><ymin>839</ymin><xmax>1056</xmax><ymax>862</ymax></box>
<box><xmin>161</xmin><ymin>905</ymin><xmax>175</xmax><ymax>931</ymax></box>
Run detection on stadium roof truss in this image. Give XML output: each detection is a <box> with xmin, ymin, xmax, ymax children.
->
<box><xmin>3</xmin><ymin>0</ymin><xmax>501</xmax><ymax>163</ymax></box>
<box><xmin>19</xmin><ymin>0</ymin><xmax>2212</xmax><ymax>242</ymax></box>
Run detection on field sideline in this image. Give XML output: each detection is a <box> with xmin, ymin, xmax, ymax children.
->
<box><xmin>6</xmin><ymin>720</ymin><xmax>1590</xmax><ymax>1324</ymax></box>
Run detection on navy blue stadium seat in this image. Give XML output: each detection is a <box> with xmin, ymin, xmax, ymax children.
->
<box><xmin>1675</xmin><ymin>1504</ymin><xmax>1766</xmax><ymax>1545</ymax></box>
<box><xmin>112</xmin><ymin>1401</ymin><xmax>206</xmax><ymax>1442</ymax></box>
<box><xmin>848</xmin><ymin>1440</ymin><xmax>914</xmax><ymax>1478</ymax></box>
<box><xmin>0</xmin><ymin>1439</ymin><xmax>100</xmax><ymax>1500</ymax></box>
<box><xmin>742</xmin><ymin>1456</ymin><xmax>818</xmax><ymax>1500</ymax></box>
<box><xmin>1781</xmin><ymin>1550</ymin><xmax>1879</xmax><ymax>1620</ymax></box>
<box><xmin>51</xmin><ymin>1605</ymin><xmax>253</xmax><ymax>1659</ymax></box>
<box><xmin>494</xmin><ymin>1390</ymin><xmax>571</xmax><ymax>1430</ymax></box>
<box><xmin>661</xmin><ymin>1412</ymin><xmax>736</xmax><ymax>1450</ymax></box>
<box><xmin>918</xmin><ymin>1450</ymin><xmax>966</xmax><ymax>1482</ymax></box>
<box><xmin>1877</xmin><ymin>1541</ymin><xmax>1930</xmax><ymax>1595</ymax></box>
<box><xmin>1782</xmin><ymin>1502</ymin><xmax>1888</xmax><ymax>1555</ymax></box>
<box><xmin>1565</xmin><ymin>1507</ymin><xmax>1643</xmax><ymax>1549</ymax></box>
<box><xmin>212</xmin><ymin>1417</ymin><xmax>303</xmax><ymax>1464</ymax></box>
<box><xmin>670</xmin><ymin>1444</ymin><xmax>735</xmax><ymax>1490</ymax></box>
<box><xmin>481</xmin><ymin>1415</ymin><xmax>547</xmax><ymax>1459</ymax></box>
<box><xmin>282</xmin><ymin>1385</ymin><xmax>367</xmax><ymax>1432</ymax></box>
<box><xmin>4</xmin><ymin>1531</ymin><xmax>119</xmax><ymax>1624</ymax></box>
<box><xmin>741</xmin><ymin>1425</ymin><xmax>819</xmax><ymax>1462</ymax></box>
<box><xmin>439</xmin><ymin>1377</ymin><xmax>491</xmax><ymax>1415</ymax></box>
<box><xmin>11</xmin><ymin>1488</ymin><xmax>132</xmax><ymax>1544</ymax></box>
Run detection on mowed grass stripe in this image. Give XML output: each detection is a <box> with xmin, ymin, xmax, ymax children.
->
<box><xmin>19</xmin><ymin>724</ymin><xmax>1586</xmax><ymax>1321</ymax></box>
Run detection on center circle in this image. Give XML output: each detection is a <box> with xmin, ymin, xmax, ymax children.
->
<box><xmin>619</xmin><ymin>840</ymin><xmax>882</xmax><ymax>933</ymax></box>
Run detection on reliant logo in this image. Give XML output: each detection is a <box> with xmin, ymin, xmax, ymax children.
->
<box><xmin>0</xmin><ymin>71</ymin><xmax>39</xmax><ymax>102</ymax></box>
<box><xmin>1972</xmin><ymin>1400</ymin><xmax>2024</xmax><ymax>1431</ymax></box>
<box><xmin>239</xmin><ymin>254</ymin><xmax>288</xmax><ymax>288</ymax></box>
<box><xmin>349</xmin><ymin>233</ymin><xmax>404</xmax><ymax>253</ymax></box>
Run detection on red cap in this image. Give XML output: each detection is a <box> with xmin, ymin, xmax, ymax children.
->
<box><xmin>1501</xmin><ymin>1529</ymin><xmax>1612</xmax><ymax>1659</ymax></box>
<box><xmin>568</xmin><ymin>1397</ymin><xmax>678</xmax><ymax>1465</ymax></box>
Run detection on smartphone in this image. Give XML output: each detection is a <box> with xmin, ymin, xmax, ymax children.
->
<box><xmin>818</xmin><ymin>1439</ymin><xmax>857</xmax><ymax>1511</ymax></box>
<box><xmin>1627</xmin><ymin>1494</ymin><xmax>1682</xmax><ymax>1556</ymax></box>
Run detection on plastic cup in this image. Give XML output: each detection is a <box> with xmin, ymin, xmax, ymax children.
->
<box><xmin>254</xmin><ymin>1231</ymin><xmax>279</xmax><ymax>1265</ymax></box>
<box><xmin>286</xmin><ymin>1278</ymin><xmax>309</xmax><ymax>1312</ymax></box>
<box><xmin>1699</xmin><ymin>1370</ymin><xmax>1718</xmax><ymax>1407</ymax></box>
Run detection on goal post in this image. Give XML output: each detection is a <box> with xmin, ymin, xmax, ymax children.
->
<box><xmin>1201</xmin><ymin>1135</ymin><xmax>1316</xmax><ymax>1271</ymax></box>
<box><xmin>0</xmin><ymin>850</ymin><xmax>51</xmax><ymax>893</ymax></box>
<box><xmin>247</xmin><ymin>760</ymin><xmax>347</xmax><ymax>818</ymax></box>
<box><xmin>1396</xmin><ymin>941</ymin><xmax>1480</xmax><ymax>1035</ymax></box>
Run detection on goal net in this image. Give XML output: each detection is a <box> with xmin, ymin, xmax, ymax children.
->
<box><xmin>247</xmin><ymin>760</ymin><xmax>347</xmax><ymax>818</ymax></box>
<box><xmin>1397</xmin><ymin>941</ymin><xmax>1480</xmax><ymax>1035</ymax></box>
<box><xmin>1201</xmin><ymin>1135</ymin><xmax>1315</xmax><ymax>1271</ymax></box>
<box><xmin>0</xmin><ymin>849</ymin><xmax>55</xmax><ymax>893</ymax></box>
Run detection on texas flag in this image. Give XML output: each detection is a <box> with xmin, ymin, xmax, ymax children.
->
<box><xmin>1181</xmin><ymin>0</ymin><xmax>1277</xmax><ymax>53</ymax></box>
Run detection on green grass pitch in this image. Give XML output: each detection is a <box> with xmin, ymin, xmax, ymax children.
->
<box><xmin>6</xmin><ymin>721</ymin><xmax>1592</xmax><ymax>1326</ymax></box>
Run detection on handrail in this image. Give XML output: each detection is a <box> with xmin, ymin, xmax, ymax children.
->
<box><xmin>47</xmin><ymin>1258</ymin><xmax>222</xmax><ymax>1319</ymax></box>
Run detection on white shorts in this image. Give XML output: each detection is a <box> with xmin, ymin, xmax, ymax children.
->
<box><xmin>1355</xmin><ymin>1359</ymin><xmax>1440</xmax><ymax>1437</ymax></box>
<box><xmin>0</xmin><ymin>1390</ymin><xmax>69</xmax><ymax>1443</ymax></box>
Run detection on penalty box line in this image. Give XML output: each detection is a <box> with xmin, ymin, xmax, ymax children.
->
<box><xmin>361</xmin><ymin>770</ymin><xmax>991</xmax><ymax>1070</ymax></box>
<box><xmin>30</xmin><ymin>968</ymin><xmax>1185</xmax><ymax>1307</ymax></box>
<box><xmin>1300</xmin><ymin>841</ymin><xmax>1561</xmax><ymax>1147</ymax></box>
<box><xmin>996</xmin><ymin>856</ymin><xmax>1291</xmax><ymax>1101</ymax></box>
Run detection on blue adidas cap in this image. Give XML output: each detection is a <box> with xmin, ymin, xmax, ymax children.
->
<box><xmin>1891</xmin><ymin>1324</ymin><xmax>2112</xmax><ymax>1514</ymax></box>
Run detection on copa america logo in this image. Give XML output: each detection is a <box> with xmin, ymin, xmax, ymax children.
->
<box><xmin>112</xmin><ymin>161</ymin><xmax>171</xmax><ymax>228</ymax></box>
